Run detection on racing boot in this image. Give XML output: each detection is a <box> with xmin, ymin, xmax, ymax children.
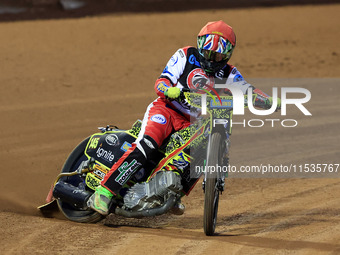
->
<box><xmin>87</xmin><ymin>185</ymin><xmax>113</xmax><ymax>215</ymax></box>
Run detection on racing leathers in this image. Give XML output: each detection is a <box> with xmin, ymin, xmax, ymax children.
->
<box><xmin>100</xmin><ymin>46</ymin><xmax>270</xmax><ymax>196</ymax></box>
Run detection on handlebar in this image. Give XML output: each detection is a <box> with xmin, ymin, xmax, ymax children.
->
<box><xmin>180</xmin><ymin>88</ymin><xmax>272</xmax><ymax>110</ymax></box>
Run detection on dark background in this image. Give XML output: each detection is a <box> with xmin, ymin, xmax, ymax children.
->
<box><xmin>1</xmin><ymin>0</ymin><xmax>339</xmax><ymax>21</ymax></box>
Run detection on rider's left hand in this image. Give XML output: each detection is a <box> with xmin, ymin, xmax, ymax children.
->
<box><xmin>164</xmin><ymin>87</ymin><xmax>181</xmax><ymax>100</ymax></box>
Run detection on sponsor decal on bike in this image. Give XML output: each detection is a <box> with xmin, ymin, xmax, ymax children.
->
<box><xmin>96</xmin><ymin>147</ymin><xmax>114</xmax><ymax>162</ymax></box>
<box><xmin>172</xmin><ymin>151</ymin><xmax>190</xmax><ymax>171</ymax></box>
<box><xmin>105</xmin><ymin>134</ymin><xmax>119</xmax><ymax>146</ymax></box>
<box><xmin>85</xmin><ymin>173</ymin><xmax>101</xmax><ymax>190</ymax></box>
<box><xmin>159</xmin><ymin>151</ymin><xmax>190</xmax><ymax>174</ymax></box>
<box><xmin>151</xmin><ymin>114</ymin><xmax>167</xmax><ymax>125</ymax></box>
<box><xmin>115</xmin><ymin>159</ymin><xmax>142</xmax><ymax>185</ymax></box>
<box><xmin>88</xmin><ymin>137</ymin><xmax>100</xmax><ymax>149</ymax></box>
<box><xmin>92</xmin><ymin>164</ymin><xmax>109</xmax><ymax>180</ymax></box>
<box><xmin>210</xmin><ymin>99</ymin><xmax>233</xmax><ymax>108</ymax></box>
<box><xmin>120</xmin><ymin>141</ymin><xmax>132</xmax><ymax>152</ymax></box>
<box><xmin>93</xmin><ymin>169</ymin><xmax>105</xmax><ymax>179</ymax></box>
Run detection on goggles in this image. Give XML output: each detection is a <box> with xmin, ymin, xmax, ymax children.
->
<box><xmin>202</xmin><ymin>49</ymin><xmax>228</xmax><ymax>62</ymax></box>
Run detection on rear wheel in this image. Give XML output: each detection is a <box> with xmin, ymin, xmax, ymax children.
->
<box><xmin>56</xmin><ymin>138</ymin><xmax>104</xmax><ymax>223</ymax></box>
<box><xmin>204</xmin><ymin>132</ymin><xmax>222</xmax><ymax>236</ymax></box>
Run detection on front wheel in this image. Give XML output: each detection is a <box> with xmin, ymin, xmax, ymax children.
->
<box><xmin>203</xmin><ymin>132</ymin><xmax>223</xmax><ymax>236</ymax></box>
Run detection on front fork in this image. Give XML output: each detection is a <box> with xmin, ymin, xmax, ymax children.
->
<box><xmin>202</xmin><ymin>136</ymin><xmax>230</xmax><ymax>194</ymax></box>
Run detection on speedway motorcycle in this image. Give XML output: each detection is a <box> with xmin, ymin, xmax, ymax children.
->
<box><xmin>39</xmin><ymin>90</ymin><xmax>266</xmax><ymax>236</ymax></box>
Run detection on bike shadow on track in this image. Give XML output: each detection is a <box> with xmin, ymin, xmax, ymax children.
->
<box><xmin>104</xmin><ymin>213</ymin><xmax>208</xmax><ymax>230</ymax></box>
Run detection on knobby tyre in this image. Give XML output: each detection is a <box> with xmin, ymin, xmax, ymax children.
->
<box><xmin>203</xmin><ymin>132</ymin><xmax>222</xmax><ymax>236</ymax></box>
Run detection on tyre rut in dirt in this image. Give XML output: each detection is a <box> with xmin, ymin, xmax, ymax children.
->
<box><xmin>204</xmin><ymin>132</ymin><xmax>221</xmax><ymax>236</ymax></box>
<box><xmin>57</xmin><ymin>137</ymin><xmax>104</xmax><ymax>223</ymax></box>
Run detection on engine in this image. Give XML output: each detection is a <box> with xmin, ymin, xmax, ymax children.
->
<box><xmin>123</xmin><ymin>171</ymin><xmax>182</xmax><ymax>211</ymax></box>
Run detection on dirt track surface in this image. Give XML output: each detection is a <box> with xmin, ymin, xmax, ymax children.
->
<box><xmin>0</xmin><ymin>4</ymin><xmax>340</xmax><ymax>255</ymax></box>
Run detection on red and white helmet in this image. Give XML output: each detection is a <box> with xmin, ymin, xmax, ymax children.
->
<box><xmin>197</xmin><ymin>20</ymin><xmax>236</xmax><ymax>74</ymax></box>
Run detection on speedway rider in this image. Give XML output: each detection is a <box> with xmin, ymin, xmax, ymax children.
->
<box><xmin>87</xmin><ymin>20</ymin><xmax>279</xmax><ymax>215</ymax></box>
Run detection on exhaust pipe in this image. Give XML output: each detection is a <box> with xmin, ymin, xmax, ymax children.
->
<box><xmin>53</xmin><ymin>181</ymin><xmax>92</xmax><ymax>209</ymax></box>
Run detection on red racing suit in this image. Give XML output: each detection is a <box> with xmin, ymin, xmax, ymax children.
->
<box><xmin>101</xmin><ymin>46</ymin><xmax>269</xmax><ymax>195</ymax></box>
